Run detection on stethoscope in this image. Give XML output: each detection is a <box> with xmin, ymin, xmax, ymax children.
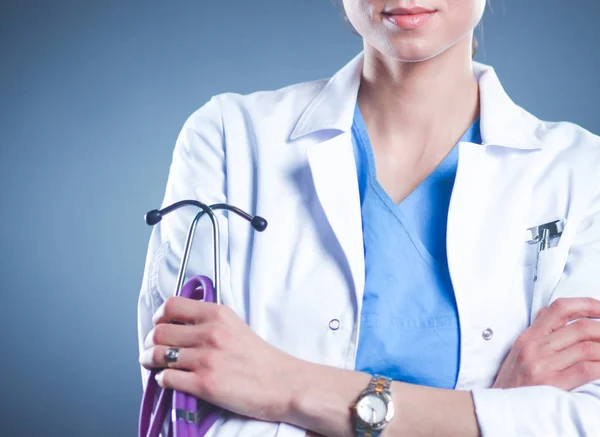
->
<box><xmin>138</xmin><ymin>200</ymin><xmax>267</xmax><ymax>437</ymax></box>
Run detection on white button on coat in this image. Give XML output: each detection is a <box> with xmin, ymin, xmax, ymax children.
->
<box><xmin>329</xmin><ymin>319</ymin><xmax>341</xmax><ymax>331</ymax></box>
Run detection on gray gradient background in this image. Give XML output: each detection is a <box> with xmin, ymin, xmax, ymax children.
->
<box><xmin>1</xmin><ymin>0</ymin><xmax>599</xmax><ymax>436</ymax></box>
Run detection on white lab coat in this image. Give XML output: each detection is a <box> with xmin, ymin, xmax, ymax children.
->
<box><xmin>138</xmin><ymin>52</ymin><xmax>600</xmax><ymax>437</ymax></box>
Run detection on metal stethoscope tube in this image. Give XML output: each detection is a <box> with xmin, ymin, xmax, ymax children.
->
<box><xmin>140</xmin><ymin>200</ymin><xmax>267</xmax><ymax>437</ymax></box>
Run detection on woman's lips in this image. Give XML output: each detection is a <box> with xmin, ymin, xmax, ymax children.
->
<box><xmin>383</xmin><ymin>10</ymin><xmax>438</xmax><ymax>30</ymax></box>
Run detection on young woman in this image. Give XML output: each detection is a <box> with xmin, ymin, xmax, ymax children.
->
<box><xmin>138</xmin><ymin>1</ymin><xmax>600</xmax><ymax>436</ymax></box>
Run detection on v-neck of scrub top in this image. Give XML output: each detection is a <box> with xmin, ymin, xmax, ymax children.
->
<box><xmin>352</xmin><ymin>104</ymin><xmax>481</xmax><ymax>389</ymax></box>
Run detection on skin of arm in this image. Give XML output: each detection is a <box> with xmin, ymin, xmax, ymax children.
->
<box><xmin>286</xmin><ymin>360</ymin><xmax>479</xmax><ymax>437</ymax></box>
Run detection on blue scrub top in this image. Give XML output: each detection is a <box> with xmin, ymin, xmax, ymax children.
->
<box><xmin>352</xmin><ymin>105</ymin><xmax>482</xmax><ymax>389</ymax></box>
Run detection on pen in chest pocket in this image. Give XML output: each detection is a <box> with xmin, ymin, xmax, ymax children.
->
<box><xmin>526</xmin><ymin>219</ymin><xmax>566</xmax><ymax>282</ymax></box>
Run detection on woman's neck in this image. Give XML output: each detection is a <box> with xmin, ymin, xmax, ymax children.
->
<box><xmin>357</xmin><ymin>35</ymin><xmax>480</xmax><ymax>151</ymax></box>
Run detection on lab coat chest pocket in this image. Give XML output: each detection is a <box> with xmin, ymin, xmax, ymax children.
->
<box><xmin>520</xmin><ymin>223</ymin><xmax>571</xmax><ymax>324</ymax></box>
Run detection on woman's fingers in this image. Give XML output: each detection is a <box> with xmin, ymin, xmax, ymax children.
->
<box><xmin>493</xmin><ymin>298</ymin><xmax>600</xmax><ymax>390</ymax></box>
<box><xmin>546</xmin><ymin>339</ymin><xmax>600</xmax><ymax>373</ymax></box>
<box><xmin>155</xmin><ymin>368</ymin><xmax>222</xmax><ymax>408</ymax></box>
<box><xmin>139</xmin><ymin>344</ymin><xmax>201</xmax><ymax>371</ymax></box>
<box><xmin>550</xmin><ymin>360</ymin><xmax>600</xmax><ymax>391</ymax></box>
<box><xmin>141</xmin><ymin>322</ymin><xmax>225</xmax><ymax>368</ymax></box>
<box><xmin>535</xmin><ymin>306</ymin><xmax>547</xmax><ymax>320</ymax></box>
<box><xmin>155</xmin><ymin>368</ymin><xmax>198</xmax><ymax>393</ymax></box>
<box><xmin>144</xmin><ymin>323</ymin><xmax>201</xmax><ymax>349</ymax></box>
<box><xmin>152</xmin><ymin>296</ymin><xmax>223</xmax><ymax>325</ymax></box>
<box><xmin>524</xmin><ymin>298</ymin><xmax>600</xmax><ymax>340</ymax></box>
<box><xmin>537</xmin><ymin>318</ymin><xmax>600</xmax><ymax>356</ymax></box>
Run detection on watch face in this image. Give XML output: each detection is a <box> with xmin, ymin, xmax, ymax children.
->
<box><xmin>356</xmin><ymin>394</ymin><xmax>388</xmax><ymax>426</ymax></box>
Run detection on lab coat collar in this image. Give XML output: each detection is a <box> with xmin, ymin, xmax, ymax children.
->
<box><xmin>290</xmin><ymin>53</ymin><xmax>363</xmax><ymax>141</ymax></box>
<box><xmin>289</xmin><ymin>52</ymin><xmax>542</xmax><ymax>150</ymax></box>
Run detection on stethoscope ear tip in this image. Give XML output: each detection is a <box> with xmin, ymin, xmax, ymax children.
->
<box><xmin>251</xmin><ymin>216</ymin><xmax>268</xmax><ymax>232</ymax></box>
<box><xmin>145</xmin><ymin>209</ymin><xmax>163</xmax><ymax>226</ymax></box>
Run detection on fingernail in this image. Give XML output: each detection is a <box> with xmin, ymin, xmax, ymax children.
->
<box><xmin>139</xmin><ymin>349</ymin><xmax>150</xmax><ymax>366</ymax></box>
<box><xmin>152</xmin><ymin>303</ymin><xmax>165</xmax><ymax>325</ymax></box>
<box><xmin>155</xmin><ymin>371</ymin><xmax>163</xmax><ymax>386</ymax></box>
<box><xmin>145</xmin><ymin>329</ymin><xmax>155</xmax><ymax>349</ymax></box>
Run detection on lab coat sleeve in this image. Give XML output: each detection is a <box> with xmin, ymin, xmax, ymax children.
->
<box><xmin>470</xmin><ymin>178</ymin><xmax>600</xmax><ymax>437</ymax></box>
<box><xmin>137</xmin><ymin>95</ymin><xmax>227</xmax><ymax>390</ymax></box>
<box><xmin>135</xmin><ymin>97</ymin><xmax>305</xmax><ymax>437</ymax></box>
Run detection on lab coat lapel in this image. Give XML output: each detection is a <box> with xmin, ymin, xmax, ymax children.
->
<box><xmin>448</xmin><ymin>62</ymin><xmax>544</xmax><ymax>323</ymax></box>
<box><xmin>306</xmin><ymin>133</ymin><xmax>366</xmax><ymax>311</ymax></box>
<box><xmin>290</xmin><ymin>52</ymin><xmax>366</xmax><ymax>311</ymax></box>
<box><xmin>447</xmin><ymin>144</ymin><xmax>539</xmax><ymax>316</ymax></box>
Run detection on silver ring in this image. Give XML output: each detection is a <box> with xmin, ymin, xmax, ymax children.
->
<box><xmin>165</xmin><ymin>348</ymin><xmax>179</xmax><ymax>364</ymax></box>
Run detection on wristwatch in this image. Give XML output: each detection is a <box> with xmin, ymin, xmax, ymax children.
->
<box><xmin>352</xmin><ymin>375</ymin><xmax>395</xmax><ymax>437</ymax></box>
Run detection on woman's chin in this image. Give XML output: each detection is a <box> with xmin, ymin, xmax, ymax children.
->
<box><xmin>383</xmin><ymin>47</ymin><xmax>440</xmax><ymax>63</ymax></box>
<box><xmin>375</xmin><ymin>38</ymin><xmax>459</xmax><ymax>63</ymax></box>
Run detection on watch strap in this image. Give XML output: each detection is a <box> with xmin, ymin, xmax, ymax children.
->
<box><xmin>356</xmin><ymin>420</ymin><xmax>381</xmax><ymax>437</ymax></box>
<box><xmin>367</xmin><ymin>375</ymin><xmax>392</xmax><ymax>395</ymax></box>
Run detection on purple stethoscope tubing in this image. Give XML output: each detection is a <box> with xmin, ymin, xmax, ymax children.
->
<box><xmin>139</xmin><ymin>276</ymin><xmax>221</xmax><ymax>437</ymax></box>
<box><xmin>139</xmin><ymin>201</ymin><xmax>267</xmax><ymax>437</ymax></box>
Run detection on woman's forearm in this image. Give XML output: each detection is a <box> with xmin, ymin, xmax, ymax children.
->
<box><xmin>283</xmin><ymin>360</ymin><xmax>480</xmax><ymax>437</ymax></box>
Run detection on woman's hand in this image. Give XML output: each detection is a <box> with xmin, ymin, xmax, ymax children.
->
<box><xmin>139</xmin><ymin>296</ymin><xmax>301</xmax><ymax>423</ymax></box>
<box><xmin>493</xmin><ymin>297</ymin><xmax>600</xmax><ymax>390</ymax></box>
